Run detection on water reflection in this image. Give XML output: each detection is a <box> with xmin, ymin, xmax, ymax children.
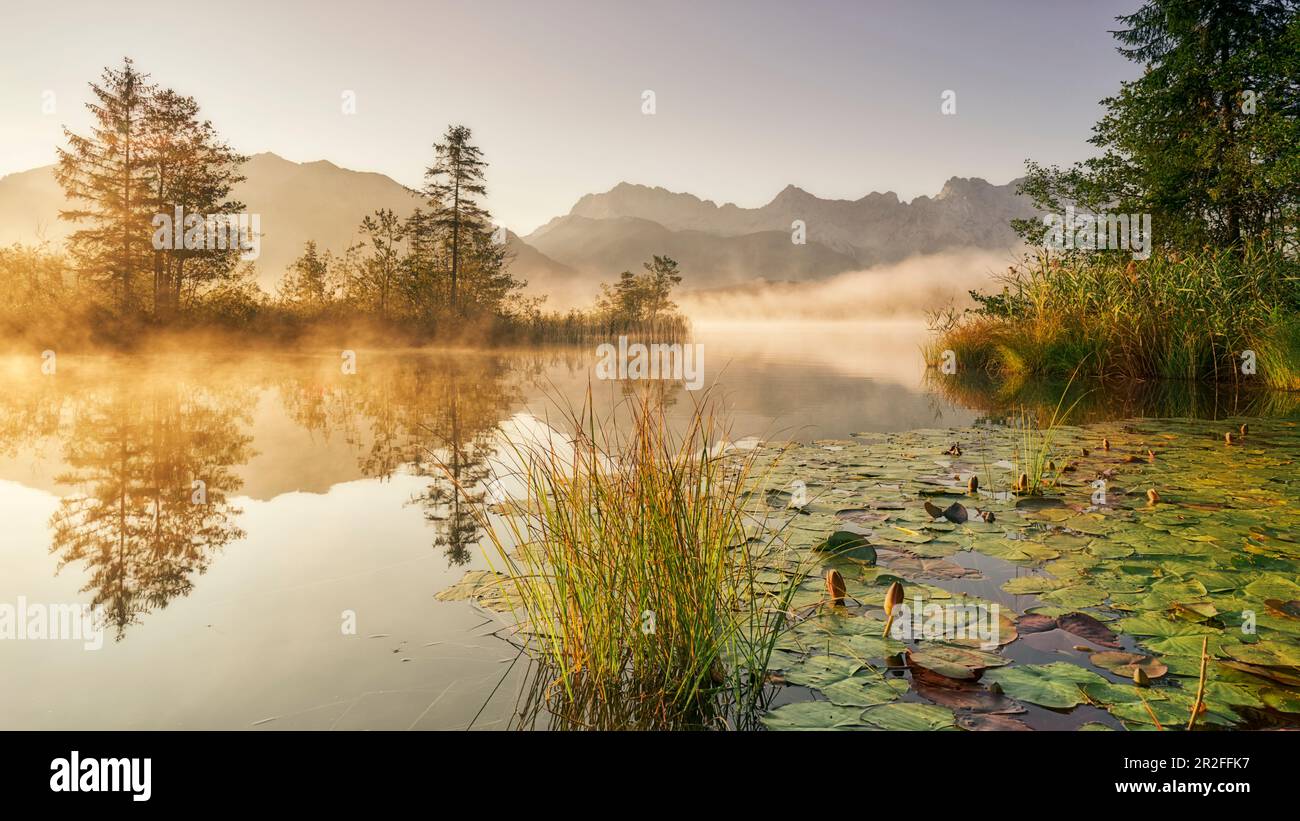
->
<box><xmin>3</xmin><ymin>351</ymin><xmax>528</xmax><ymax>641</ymax></box>
<box><xmin>928</xmin><ymin>370</ymin><xmax>1300</xmax><ymax>425</ymax></box>
<box><xmin>15</xmin><ymin>322</ymin><xmax>1283</xmax><ymax>728</ymax></box>
<box><xmin>48</xmin><ymin>373</ymin><xmax>255</xmax><ymax>640</ymax></box>
<box><xmin>5</xmin><ymin>331</ymin><xmax>1297</xmax><ymax>651</ymax></box>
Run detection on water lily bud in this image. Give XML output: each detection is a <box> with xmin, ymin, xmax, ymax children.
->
<box><xmin>825</xmin><ymin>569</ymin><xmax>846</xmax><ymax>607</ymax></box>
<box><xmin>967</xmin><ymin>475</ymin><xmax>979</xmax><ymax>493</ymax></box>
<box><xmin>885</xmin><ymin>581</ymin><xmax>904</xmax><ymax>612</ymax></box>
<box><xmin>1147</xmin><ymin>488</ymin><xmax>1160</xmax><ymax>505</ymax></box>
<box><xmin>1239</xmin><ymin>423</ymin><xmax>1249</xmax><ymax>437</ymax></box>
<box><xmin>1225</xmin><ymin>432</ymin><xmax>1235</xmax><ymax>445</ymax></box>
<box><xmin>1133</xmin><ymin>667</ymin><xmax>1150</xmax><ymax>687</ymax></box>
<box><xmin>881</xmin><ymin>580</ymin><xmax>904</xmax><ymax>638</ymax></box>
<box><xmin>1102</xmin><ymin>438</ymin><xmax>1110</xmax><ymax>451</ymax></box>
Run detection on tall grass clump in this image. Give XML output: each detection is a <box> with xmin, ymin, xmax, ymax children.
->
<box><xmin>928</xmin><ymin>246</ymin><xmax>1300</xmax><ymax>388</ymax></box>
<box><xmin>471</xmin><ymin>389</ymin><xmax>805</xmax><ymax>728</ymax></box>
<box><xmin>1008</xmin><ymin>373</ymin><xmax>1085</xmax><ymax>497</ymax></box>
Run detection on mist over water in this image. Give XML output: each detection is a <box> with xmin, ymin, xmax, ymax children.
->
<box><xmin>678</xmin><ymin>249</ymin><xmax>1018</xmax><ymax>321</ymax></box>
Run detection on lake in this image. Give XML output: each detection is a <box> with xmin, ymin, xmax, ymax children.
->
<box><xmin>2</xmin><ymin>320</ymin><xmax>1296</xmax><ymax>730</ymax></box>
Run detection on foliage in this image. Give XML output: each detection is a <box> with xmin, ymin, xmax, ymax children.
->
<box><xmin>934</xmin><ymin>246</ymin><xmax>1300</xmax><ymax>387</ymax></box>
<box><xmin>464</xmin><ymin>390</ymin><xmax>808</xmax><ymax>726</ymax></box>
<box><xmin>1011</xmin><ymin>0</ymin><xmax>1300</xmax><ymax>253</ymax></box>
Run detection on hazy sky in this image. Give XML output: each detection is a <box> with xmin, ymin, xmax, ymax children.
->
<box><xmin>0</xmin><ymin>0</ymin><xmax>1138</xmax><ymax>233</ymax></box>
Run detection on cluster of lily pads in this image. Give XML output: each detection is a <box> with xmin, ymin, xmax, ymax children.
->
<box><xmin>747</xmin><ymin>417</ymin><xmax>1300</xmax><ymax>731</ymax></box>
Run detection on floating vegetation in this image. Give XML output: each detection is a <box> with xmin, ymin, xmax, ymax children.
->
<box><xmin>740</xmin><ymin>415</ymin><xmax>1300</xmax><ymax>730</ymax></box>
<box><xmin>442</xmin><ymin>412</ymin><xmax>1300</xmax><ymax>730</ymax></box>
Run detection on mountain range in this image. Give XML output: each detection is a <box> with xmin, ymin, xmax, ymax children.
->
<box><xmin>0</xmin><ymin>152</ymin><xmax>1031</xmax><ymax>307</ymax></box>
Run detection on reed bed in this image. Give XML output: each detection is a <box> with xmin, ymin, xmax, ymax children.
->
<box><xmin>471</xmin><ymin>388</ymin><xmax>805</xmax><ymax>727</ymax></box>
<box><xmin>927</xmin><ymin>247</ymin><xmax>1300</xmax><ymax>389</ymax></box>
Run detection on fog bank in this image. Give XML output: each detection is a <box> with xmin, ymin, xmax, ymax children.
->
<box><xmin>677</xmin><ymin>249</ymin><xmax>1019</xmax><ymax>321</ymax></box>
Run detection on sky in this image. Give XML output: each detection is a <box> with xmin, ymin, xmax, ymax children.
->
<box><xmin>0</xmin><ymin>0</ymin><xmax>1139</xmax><ymax>234</ymax></box>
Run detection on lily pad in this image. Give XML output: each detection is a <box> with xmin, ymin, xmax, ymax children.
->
<box><xmin>1089</xmin><ymin>651</ymin><xmax>1169</xmax><ymax>680</ymax></box>
<box><xmin>760</xmin><ymin>701</ymin><xmax>869</xmax><ymax>730</ymax></box>
<box><xmin>907</xmin><ymin>644</ymin><xmax>1010</xmax><ymax>681</ymax></box>
<box><xmin>813</xmin><ymin>530</ymin><xmax>878</xmax><ymax>563</ymax></box>
<box><xmin>1056</xmin><ymin>612</ymin><xmax>1121</xmax><ymax>648</ymax></box>
<box><xmin>983</xmin><ymin>662</ymin><xmax>1109</xmax><ymax>709</ymax></box>
<box><xmin>858</xmin><ymin>701</ymin><xmax>957</xmax><ymax>731</ymax></box>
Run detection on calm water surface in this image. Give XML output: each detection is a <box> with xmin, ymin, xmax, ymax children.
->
<box><xmin>0</xmin><ymin>321</ymin><xmax>1283</xmax><ymax>729</ymax></box>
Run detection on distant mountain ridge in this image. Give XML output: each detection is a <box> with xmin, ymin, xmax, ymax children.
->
<box><xmin>529</xmin><ymin>177</ymin><xmax>1031</xmax><ymax>274</ymax></box>
<box><xmin>0</xmin><ymin>153</ymin><xmax>1030</xmax><ymax>307</ymax></box>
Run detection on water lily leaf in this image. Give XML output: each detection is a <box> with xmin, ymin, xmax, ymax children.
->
<box><xmin>1220</xmin><ymin>660</ymin><xmax>1300</xmax><ymax>687</ymax></box>
<box><xmin>1142</xmin><ymin>634</ymin><xmax>1236</xmax><ymax>657</ymax></box>
<box><xmin>879</xmin><ymin>527</ymin><xmax>935</xmax><ymax>545</ymax></box>
<box><xmin>1260</xmin><ymin>688</ymin><xmax>1300</xmax><ymax>713</ymax></box>
<box><xmin>875</xmin><ymin>547</ymin><xmax>980</xmax><ymax>580</ymax></box>
<box><xmin>1263</xmin><ymin>599</ymin><xmax>1300</xmax><ymax>619</ymax></box>
<box><xmin>1106</xmin><ymin>698</ymin><xmax>1194</xmax><ymax>728</ymax></box>
<box><xmin>907</xmin><ymin>644</ymin><xmax>1010</xmax><ymax>681</ymax></box>
<box><xmin>814</xmin><ymin>530</ymin><xmax>877</xmax><ymax>563</ymax></box>
<box><xmin>1079</xmin><ymin>680</ymin><xmax>1155</xmax><ymax>705</ymax></box>
<box><xmin>1003</xmin><ymin>576</ymin><xmax>1065</xmax><ymax>595</ymax></box>
<box><xmin>819</xmin><ymin>676</ymin><xmax>908</xmax><ymax>708</ymax></box>
<box><xmin>956</xmin><ymin>713</ymin><xmax>1033</xmax><ymax>731</ymax></box>
<box><xmin>859</xmin><ymin>701</ymin><xmax>956</xmax><ymax>730</ymax></box>
<box><xmin>1244</xmin><ymin>575</ymin><xmax>1300</xmax><ymax>601</ymax></box>
<box><xmin>779</xmin><ymin>654</ymin><xmax>864</xmax><ymax>688</ymax></box>
<box><xmin>1089</xmin><ymin>651</ymin><xmax>1168</xmax><ymax>680</ymax></box>
<box><xmin>1056</xmin><ymin>612</ymin><xmax>1121</xmax><ymax>648</ymax></box>
<box><xmin>909</xmin><ymin>666</ymin><xmax>1023</xmax><ymax>713</ymax></box>
<box><xmin>1087</xmin><ymin>541</ymin><xmax>1135</xmax><ymax>559</ymax></box>
<box><xmin>1042</xmin><ymin>584</ymin><xmax>1109</xmax><ymax>609</ymax></box>
<box><xmin>435</xmin><ymin>570</ymin><xmax>519</xmax><ymax>612</ymax></box>
<box><xmin>941</xmin><ymin>502</ymin><xmax>969</xmax><ymax>524</ymax></box>
<box><xmin>1016</xmin><ymin>613</ymin><xmax>1059</xmax><ymax>634</ymax></box>
<box><xmin>1223</xmin><ymin>641</ymin><xmax>1300</xmax><ymax>670</ymax></box>
<box><xmin>765</xmin><ymin>488</ymin><xmax>796</xmax><ymax>508</ymax></box>
<box><xmin>983</xmin><ymin>662</ymin><xmax>1109</xmax><ymax>709</ymax></box>
<box><xmin>1169</xmin><ymin>601</ymin><xmax>1219</xmax><ymax>621</ymax></box>
<box><xmin>1114</xmin><ymin>614</ymin><xmax>1219</xmax><ymax>639</ymax></box>
<box><xmin>835</xmin><ymin>508</ymin><xmax>889</xmax><ymax>525</ymax></box>
<box><xmin>761</xmin><ymin>701</ymin><xmax>869</xmax><ymax>730</ymax></box>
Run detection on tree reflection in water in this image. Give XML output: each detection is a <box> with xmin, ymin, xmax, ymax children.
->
<box><xmin>46</xmin><ymin>369</ymin><xmax>255</xmax><ymax>641</ymax></box>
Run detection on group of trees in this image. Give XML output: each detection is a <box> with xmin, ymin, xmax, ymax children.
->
<box><xmin>9</xmin><ymin>58</ymin><xmax>529</xmax><ymax>338</ymax></box>
<box><xmin>56</xmin><ymin>58</ymin><xmax>249</xmax><ymax>317</ymax></box>
<box><xmin>1</xmin><ymin>57</ymin><xmax>690</xmax><ymax>345</ymax></box>
<box><xmin>595</xmin><ymin>255</ymin><xmax>683</xmax><ymax>326</ymax></box>
<box><xmin>1015</xmin><ymin>0</ymin><xmax>1299</xmax><ymax>254</ymax></box>
<box><xmin>276</xmin><ymin>124</ymin><xmax>522</xmax><ymax>328</ymax></box>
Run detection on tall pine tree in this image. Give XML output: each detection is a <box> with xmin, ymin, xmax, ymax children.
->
<box><xmin>421</xmin><ymin>125</ymin><xmax>490</xmax><ymax>314</ymax></box>
<box><xmin>56</xmin><ymin>58</ymin><xmax>158</xmax><ymax>315</ymax></box>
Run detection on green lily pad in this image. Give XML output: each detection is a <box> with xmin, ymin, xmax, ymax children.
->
<box><xmin>760</xmin><ymin>701</ymin><xmax>869</xmax><ymax>730</ymax></box>
<box><xmin>859</xmin><ymin>701</ymin><xmax>957</xmax><ymax>730</ymax></box>
<box><xmin>983</xmin><ymin>662</ymin><xmax>1109</xmax><ymax>709</ymax></box>
<box><xmin>814</xmin><ymin>530</ymin><xmax>878</xmax><ymax>563</ymax></box>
